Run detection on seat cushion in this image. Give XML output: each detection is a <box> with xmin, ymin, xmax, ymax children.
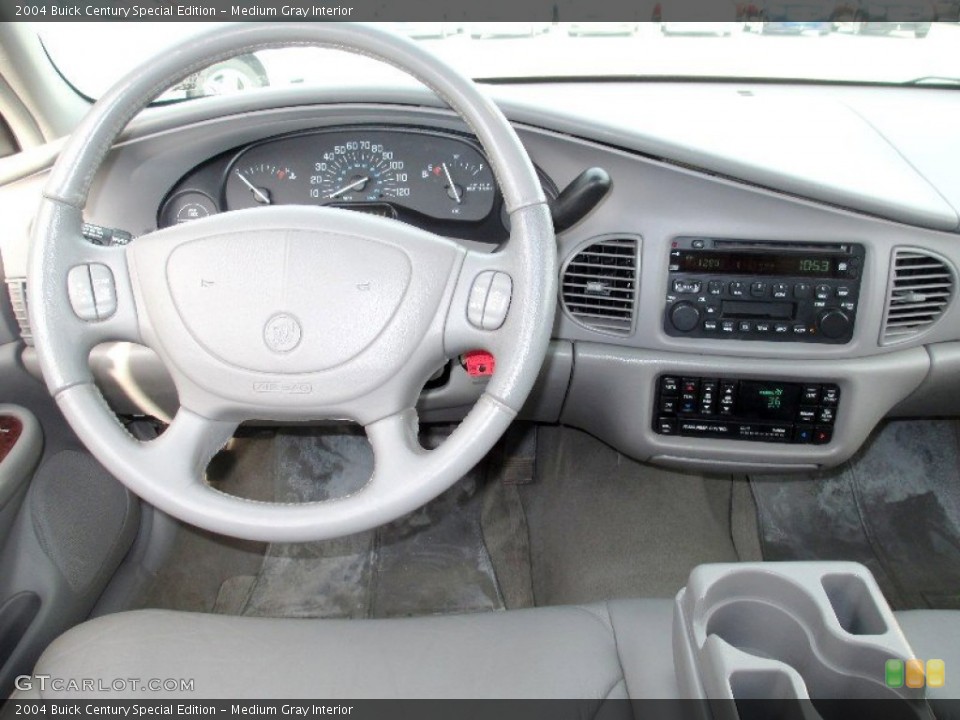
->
<box><xmin>17</xmin><ymin>599</ymin><xmax>679</xmax><ymax>700</ymax></box>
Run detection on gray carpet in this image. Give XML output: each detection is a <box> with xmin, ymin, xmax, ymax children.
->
<box><xmin>751</xmin><ymin>419</ymin><xmax>960</xmax><ymax>610</ymax></box>
<box><xmin>213</xmin><ymin>427</ymin><xmax>504</xmax><ymax>619</ymax></box>
<box><xmin>516</xmin><ymin>426</ymin><xmax>748</xmax><ymax>605</ymax></box>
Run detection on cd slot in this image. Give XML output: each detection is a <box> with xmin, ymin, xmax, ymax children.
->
<box><xmin>721</xmin><ymin>301</ymin><xmax>794</xmax><ymax>320</ymax></box>
<box><xmin>711</xmin><ymin>239</ymin><xmax>850</xmax><ymax>253</ymax></box>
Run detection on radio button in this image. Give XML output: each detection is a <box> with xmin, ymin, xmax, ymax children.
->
<box><xmin>669</xmin><ymin>302</ymin><xmax>702</xmax><ymax>332</ymax></box>
<box><xmin>729</xmin><ymin>282</ymin><xmax>746</xmax><ymax>297</ymax></box>
<box><xmin>836</xmin><ymin>286</ymin><xmax>851</xmax><ymax>298</ymax></box>
<box><xmin>792</xmin><ymin>324</ymin><xmax>809</xmax><ymax>336</ymax></box>
<box><xmin>703</xmin><ymin>319</ymin><xmax>718</xmax><ymax>332</ymax></box>
<box><xmin>738</xmin><ymin>321</ymin><xmax>753</xmax><ymax>333</ymax></box>
<box><xmin>721</xmin><ymin>320</ymin><xmax>736</xmax><ymax>333</ymax></box>
<box><xmin>773</xmin><ymin>323</ymin><xmax>790</xmax><ymax>334</ymax></box>
<box><xmin>815</xmin><ymin>284</ymin><xmax>832</xmax><ymax>300</ymax></box>
<box><xmin>794</xmin><ymin>283</ymin><xmax>813</xmax><ymax>299</ymax></box>
<box><xmin>772</xmin><ymin>282</ymin><xmax>790</xmax><ymax>299</ymax></box>
<box><xmin>673</xmin><ymin>279</ymin><xmax>702</xmax><ymax>294</ymax></box>
<box><xmin>704</xmin><ymin>303</ymin><xmax>721</xmax><ymax>317</ymax></box>
<box><xmin>750</xmin><ymin>282</ymin><xmax>769</xmax><ymax>298</ymax></box>
<box><xmin>817</xmin><ymin>309</ymin><xmax>852</xmax><ymax>340</ymax></box>
<box><xmin>707</xmin><ymin>280</ymin><xmax>724</xmax><ymax>295</ymax></box>
<box><xmin>753</xmin><ymin>322</ymin><xmax>770</xmax><ymax>333</ymax></box>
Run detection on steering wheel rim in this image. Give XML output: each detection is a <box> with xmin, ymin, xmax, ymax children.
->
<box><xmin>28</xmin><ymin>22</ymin><xmax>556</xmax><ymax>543</ymax></box>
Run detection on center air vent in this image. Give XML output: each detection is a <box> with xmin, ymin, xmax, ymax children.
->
<box><xmin>5</xmin><ymin>278</ymin><xmax>32</xmax><ymax>346</ymax></box>
<box><xmin>881</xmin><ymin>248</ymin><xmax>954</xmax><ymax>345</ymax></box>
<box><xmin>562</xmin><ymin>236</ymin><xmax>639</xmax><ymax>336</ymax></box>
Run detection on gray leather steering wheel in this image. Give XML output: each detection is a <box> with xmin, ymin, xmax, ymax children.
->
<box><xmin>28</xmin><ymin>23</ymin><xmax>556</xmax><ymax>542</ymax></box>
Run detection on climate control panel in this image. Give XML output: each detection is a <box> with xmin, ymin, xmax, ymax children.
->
<box><xmin>664</xmin><ymin>238</ymin><xmax>865</xmax><ymax>343</ymax></box>
<box><xmin>653</xmin><ymin>375</ymin><xmax>840</xmax><ymax>445</ymax></box>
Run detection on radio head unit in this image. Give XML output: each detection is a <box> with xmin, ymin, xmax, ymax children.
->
<box><xmin>664</xmin><ymin>238</ymin><xmax>865</xmax><ymax>344</ymax></box>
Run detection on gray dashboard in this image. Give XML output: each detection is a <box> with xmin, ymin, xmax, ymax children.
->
<box><xmin>2</xmin><ymin>81</ymin><xmax>960</xmax><ymax>473</ymax></box>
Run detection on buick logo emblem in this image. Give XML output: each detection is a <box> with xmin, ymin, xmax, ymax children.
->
<box><xmin>263</xmin><ymin>313</ymin><xmax>302</xmax><ymax>353</ymax></box>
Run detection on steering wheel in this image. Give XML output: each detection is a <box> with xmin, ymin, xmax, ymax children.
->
<box><xmin>28</xmin><ymin>23</ymin><xmax>556</xmax><ymax>542</ymax></box>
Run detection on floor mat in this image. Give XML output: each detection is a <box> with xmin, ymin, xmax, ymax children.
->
<box><xmin>517</xmin><ymin>426</ymin><xmax>746</xmax><ymax>605</ymax></box>
<box><xmin>750</xmin><ymin>420</ymin><xmax>960</xmax><ymax>610</ymax></box>
<box><xmin>224</xmin><ymin>427</ymin><xmax>504</xmax><ymax>619</ymax></box>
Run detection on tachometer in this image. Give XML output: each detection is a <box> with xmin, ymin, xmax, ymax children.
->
<box><xmin>310</xmin><ymin>141</ymin><xmax>411</xmax><ymax>204</ymax></box>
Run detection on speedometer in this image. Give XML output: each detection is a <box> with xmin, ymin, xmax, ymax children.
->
<box><xmin>310</xmin><ymin>141</ymin><xmax>411</xmax><ymax>204</ymax></box>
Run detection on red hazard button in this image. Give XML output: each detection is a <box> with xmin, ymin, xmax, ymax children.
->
<box><xmin>463</xmin><ymin>351</ymin><xmax>495</xmax><ymax>377</ymax></box>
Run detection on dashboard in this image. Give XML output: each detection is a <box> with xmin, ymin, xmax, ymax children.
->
<box><xmin>3</xmin><ymin>81</ymin><xmax>960</xmax><ymax>475</ymax></box>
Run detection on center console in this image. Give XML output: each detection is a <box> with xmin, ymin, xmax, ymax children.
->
<box><xmin>664</xmin><ymin>238</ymin><xmax>865</xmax><ymax>343</ymax></box>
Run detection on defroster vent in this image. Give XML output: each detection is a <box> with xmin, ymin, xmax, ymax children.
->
<box><xmin>562</xmin><ymin>236</ymin><xmax>639</xmax><ymax>336</ymax></box>
<box><xmin>881</xmin><ymin>248</ymin><xmax>954</xmax><ymax>345</ymax></box>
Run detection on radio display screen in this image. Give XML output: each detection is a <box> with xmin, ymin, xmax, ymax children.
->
<box><xmin>737</xmin><ymin>381</ymin><xmax>802</xmax><ymax>421</ymax></box>
<box><xmin>677</xmin><ymin>251</ymin><xmax>842</xmax><ymax>277</ymax></box>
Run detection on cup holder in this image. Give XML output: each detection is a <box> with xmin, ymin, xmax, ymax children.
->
<box><xmin>674</xmin><ymin>562</ymin><xmax>932</xmax><ymax>719</ymax></box>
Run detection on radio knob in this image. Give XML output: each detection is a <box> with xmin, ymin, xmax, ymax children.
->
<box><xmin>669</xmin><ymin>302</ymin><xmax>701</xmax><ymax>333</ymax></box>
<box><xmin>817</xmin><ymin>309</ymin><xmax>851</xmax><ymax>340</ymax></box>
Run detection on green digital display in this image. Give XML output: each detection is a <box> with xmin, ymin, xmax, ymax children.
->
<box><xmin>739</xmin><ymin>381</ymin><xmax>801</xmax><ymax>421</ymax></box>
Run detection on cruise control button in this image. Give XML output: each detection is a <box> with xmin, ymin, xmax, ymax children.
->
<box><xmin>89</xmin><ymin>263</ymin><xmax>117</xmax><ymax>319</ymax></box>
<box><xmin>482</xmin><ymin>272</ymin><xmax>513</xmax><ymax>330</ymax></box>
<box><xmin>67</xmin><ymin>265</ymin><xmax>98</xmax><ymax>322</ymax></box>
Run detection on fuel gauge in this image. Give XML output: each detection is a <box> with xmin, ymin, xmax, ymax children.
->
<box><xmin>421</xmin><ymin>156</ymin><xmax>495</xmax><ymax>221</ymax></box>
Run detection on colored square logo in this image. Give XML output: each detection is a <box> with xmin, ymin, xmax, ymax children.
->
<box><xmin>886</xmin><ymin>659</ymin><xmax>904</xmax><ymax>688</ymax></box>
<box><xmin>906</xmin><ymin>659</ymin><xmax>926</xmax><ymax>689</ymax></box>
<box><xmin>927</xmin><ymin>660</ymin><xmax>946</xmax><ymax>689</ymax></box>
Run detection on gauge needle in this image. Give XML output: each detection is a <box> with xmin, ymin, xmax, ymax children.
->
<box><xmin>235</xmin><ymin>170</ymin><xmax>270</xmax><ymax>205</ymax></box>
<box><xmin>442</xmin><ymin>163</ymin><xmax>462</xmax><ymax>204</ymax></box>
<box><xmin>327</xmin><ymin>176</ymin><xmax>370</xmax><ymax>199</ymax></box>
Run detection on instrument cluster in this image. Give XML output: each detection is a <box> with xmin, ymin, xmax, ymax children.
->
<box><xmin>159</xmin><ymin>127</ymin><xmax>508</xmax><ymax>239</ymax></box>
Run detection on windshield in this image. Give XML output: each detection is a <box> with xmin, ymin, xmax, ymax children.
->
<box><xmin>36</xmin><ymin>20</ymin><xmax>960</xmax><ymax>101</ymax></box>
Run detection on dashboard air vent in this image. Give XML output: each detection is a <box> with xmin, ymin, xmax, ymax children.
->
<box><xmin>562</xmin><ymin>237</ymin><xmax>639</xmax><ymax>336</ymax></box>
<box><xmin>5</xmin><ymin>279</ymin><xmax>32</xmax><ymax>346</ymax></box>
<box><xmin>881</xmin><ymin>249</ymin><xmax>954</xmax><ymax>345</ymax></box>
